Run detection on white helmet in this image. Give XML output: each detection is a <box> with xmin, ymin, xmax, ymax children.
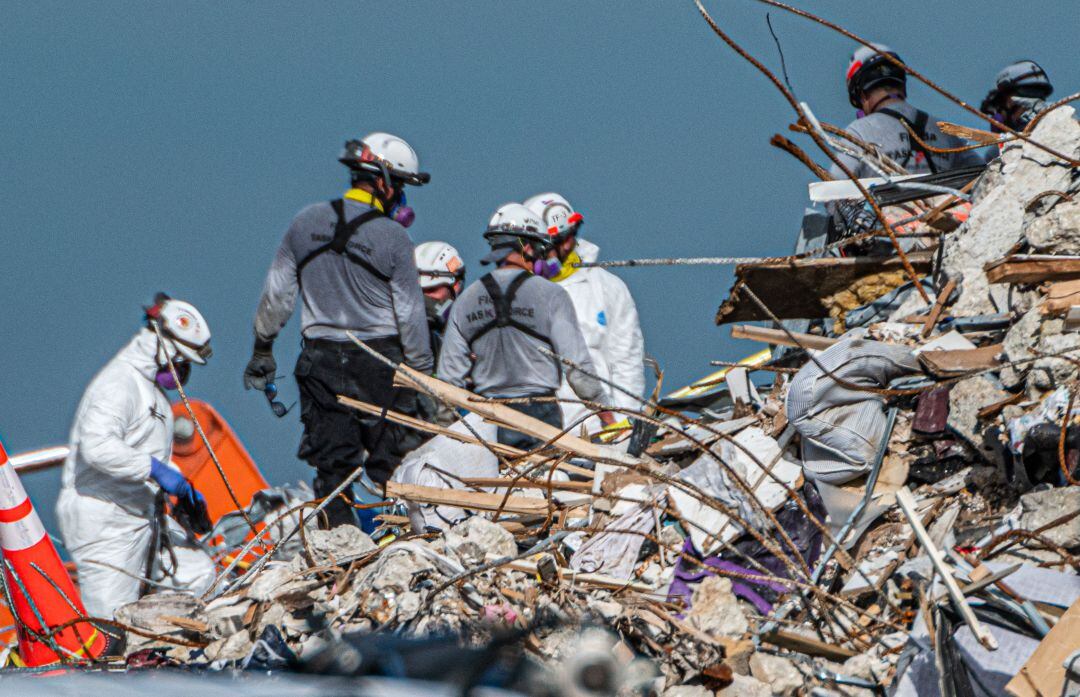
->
<box><xmin>339</xmin><ymin>131</ymin><xmax>430</xmax><ymax>186</ymax></box>
<box><xmin>414</xmin><ymin>241</ymin><xmax>466</xmax><ymax>290</ymax></box>
<box><xmin>483</xmin><ymin>203</ymin><xmax>547</xmax><ymax>242</ymax></box>
<box><xmin>523</xmin><ymin>192</ymin><xmax>583</xmax><ymax>240</ymax></box>
<box><xmin>481</xmin><ymin>203</ymin><xmax>550</xmax><ymax>265</ymax></box>
<box><xmin>145</xmin><ymin>293</ymin><xmax>212</xmax><ymax>365</ymax></box>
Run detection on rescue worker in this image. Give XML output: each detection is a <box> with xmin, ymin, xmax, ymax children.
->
<box><xmin>980</xmin><ymin>60</ymin><xmax>1054</xmax><ymax>133</ymax></box>
<box><xmin>414</xmin><ymin>240</ymin><xmax>466</xmax><ymax>360</ymax></box>
<box><xmin>56</xmin><ymin>294</ymin><xmax>215</xmax><ymax>618</ymax></box>
<box><xmin>830</xmin><ymin>43</ymin><xmax>984</xmax><ymax>236</ymax></box>
<box><xmin>834</xmin><ymin>43</ymin><xmax>987</xmax><ymax>179</ymax></box>
<box><xmin>244</xmin><ymin>132</ymin><xmax>434</xmax><ymax>529</ymax></box>
<box><xmin>522</xmin><ymin>193</ymin><xmax>645</xmax><ymax>434</ymax></box>
<box><xmin>437</xmin><ymin>204</ymin><xmax>616</xmax><ymax>450</ymax></box>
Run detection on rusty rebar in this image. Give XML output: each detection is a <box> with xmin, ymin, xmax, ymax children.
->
<box><xmin>744</xmin><ymin>0</ymin><xmax>1080</xmax><ymax>167</ymax></box>
<box><xmin>692</xmin><ymin>0</ymin><xmax>930</xmax><ymax>302</ymax></box>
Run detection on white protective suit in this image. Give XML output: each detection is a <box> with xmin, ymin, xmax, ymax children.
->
<box><xmin>56</xmin><ymin>329</ymin><xmax>215</xmax><ymax>618</ymax></box>
<box><xmin>555</xmin><ymin>238</ymin><xmax>646</xmax><ymax>433</ymax></box>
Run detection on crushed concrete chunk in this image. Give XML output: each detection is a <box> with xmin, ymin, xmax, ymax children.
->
<box><xmin>1025</xmin><ymin>196</ymin><xmax>1080</xmax><ymax>254</ymax></box>
<box><xmin>687</xmin><ymin>576</ymin><xmax>749</xmax><ymax>637</ymax></box>
<box><xmin>203</xmin><ymin>594</ymin><xmax>253</xmax><ymax>637</ymax></box>
<box><xmin>203</xmin><ymin>630</ymin><xmax>254</xmax><ymax>662</ymax></box>
<box><xmin>718</xmin><ymin>673</ymin><xmax>772</xmax><ymax>697</ymax></box>
<box><xmin>749</xmin><ymin>652</ymin><xmax>802</xmax><ymax>696</ymax></box>
<box><xmin>302</xmin><ymin>525</ymin><xmax>377</xmax><ymax>566</ymax></box>
<box><xmin>445</xmin><ymin>515</ymin><xmax>517</xmax><ymax>562</ymax></box>
<box><xmin>1018</xmin><ymin>486</ymin><xmax>1080</xmax><ymax>547</ymax></box>
<box><xmin>947</xmin><ymin>375</ymin><xmax>1007</xmax><ymax>467</ymax></box>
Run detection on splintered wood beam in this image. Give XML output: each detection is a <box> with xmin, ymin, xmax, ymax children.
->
<box><xmin>385</xmin><ymin>481</ymin><xmax>551</xmax><ymax>516</ymax></box>
<box><xmin>985</xmin><ymin>255</ymin><xmax>1080</xmax><ymax>285</ymax></box>
<box><xmin>730</xmin><ymin>324</ymin><xmax>838</xmax><ymax>351</ymax></box>
<box><xmin>379</xmin><ymin>354</ymin><xmax>643</xmax><ymax>467</ymax></box>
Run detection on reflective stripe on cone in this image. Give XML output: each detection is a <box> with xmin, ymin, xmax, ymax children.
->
<box><xmin>0</xmin><ymin>439</ymin><xmax>108</xmax><ymax>666</ymax></box>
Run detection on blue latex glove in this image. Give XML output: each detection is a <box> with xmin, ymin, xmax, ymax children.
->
<box><xmin>149</xmin><ymin>457</ymin><xmax>205</xmax><ymax>508</ymax></box>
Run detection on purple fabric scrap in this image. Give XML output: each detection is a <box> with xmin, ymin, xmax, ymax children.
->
<box><xmin>667</xmin><ymin>538</ymin><xmax>792</xmax><ymax>616</ymax></box>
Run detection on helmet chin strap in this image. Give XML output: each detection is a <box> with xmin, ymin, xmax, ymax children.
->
<box><xmin>864</xmin><ymin>90</ymin><xmax>903</xmax><ymax>115</ymax></box>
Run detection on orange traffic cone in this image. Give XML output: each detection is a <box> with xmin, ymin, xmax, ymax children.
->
<box><xmin>0</xmin><ymin>438</ymin><xmax>108</xmax><ymax>666</ymax></box>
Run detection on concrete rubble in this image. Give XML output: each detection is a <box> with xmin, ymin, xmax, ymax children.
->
<box><xmin>1</xmin><ymin>19</ymin><xmax>1075</xmax><ymax>694</ymax></box>
<box><xmin>61</xmin><ymin>105</ymin><xmax>1075</xmax><ymax>697</ymax></box>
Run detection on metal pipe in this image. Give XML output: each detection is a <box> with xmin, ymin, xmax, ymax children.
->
<box><xmin>10</xmin><ymin>446</ymin><xmax>69</xmax><ymax>475</ymax></box>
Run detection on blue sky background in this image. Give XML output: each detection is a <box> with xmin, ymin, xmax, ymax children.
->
<box><xmin>2</xmin><ymin>1</ymin><xmax>1075</xmax><ymax>532</ymax></box>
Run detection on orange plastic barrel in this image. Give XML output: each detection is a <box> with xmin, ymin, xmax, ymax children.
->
<box><xmin>170</xmin><ymin>400</ymin><xmax>268</xmax><ymax>522</ymax></box>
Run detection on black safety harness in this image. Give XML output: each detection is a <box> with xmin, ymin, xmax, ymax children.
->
<box><xmin>296</xmin><ymin>199</ymin><xmax>390</xmax><ymax>286</ymax></box>
<box><xmin>877</xmin><ymin>107</ymin><xmax>939</xmax><ymax>174</ymax></box>
<box><xmin>467</xmin><ymin>271</ymin><xmax>560</xmax><ymax>373</ymax></box>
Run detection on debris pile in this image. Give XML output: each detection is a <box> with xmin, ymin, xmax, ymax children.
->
<box><xmin>79</xmin><ymin>106</ymin><xmax>1080</xmax><ymax>696</ymax></box>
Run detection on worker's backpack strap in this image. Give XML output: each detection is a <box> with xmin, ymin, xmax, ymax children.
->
<box><xmin>297</xmin><ymin>199</ymin><xmax>390</xmax><ymax>285</ymax></box>
<box><xmin>878</xmin><ymin>107</ymin><xmax>939</xmax><ymax>174</ymax></box>
<box><xmin>468</xmin><ymin>272</ymin><xmax>560</xmax><ymax>373</ymax></box>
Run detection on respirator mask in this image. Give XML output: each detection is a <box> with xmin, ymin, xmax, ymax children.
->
<box><xmin>388</xmin><ymin>189</ymin><xmax>415</xmax><ymax>228</ymax></box>
<box><xmin>155</xmin><ymin>359</ymin><xmax>190</xmax><ymax>391</ymax></box>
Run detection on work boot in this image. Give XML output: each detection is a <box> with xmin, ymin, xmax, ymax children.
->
<box><xmin>312</xmin><ymin>469</ymin><xmax>359</xmax><ymax>530</ymax></box>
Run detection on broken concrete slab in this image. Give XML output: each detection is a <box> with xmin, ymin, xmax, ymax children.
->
<box><xmin>301</xmin><ymin>525</ymin><xmax>377</xmax><ymax>567</ymax></box>
<box><xmin>749</xmin><ymin>651</ymin><xmax>802</xmax><ymax>696</ymax></box>
<box><xmin>687</xmin><ymin>576</ymin><xmax>750</xmax><ymax>638</ymax></box>
<box><xmin>718</xmin><ymin>673</ymin><xmax>773</xmax><ymax>697</ymax></box>
<box><xmin>444</xmin><ymin>515</ymin><xmax>518</xmax><ymax>563</ymax></box>
<box><xmin>1018</xmin><ymin>486</ymin><xmax>1080</xmax><ymax>548</ymax></box>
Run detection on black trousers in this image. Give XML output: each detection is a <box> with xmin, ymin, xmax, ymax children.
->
<box><xmin>295</xmin><ymin>337</ymin><xmax>427</xmax><ymax>529</ymax></box>
<box><xmin>495</xmin><ymin>398</ymin><xmax>563</xmax><ymax>451</ymax></box>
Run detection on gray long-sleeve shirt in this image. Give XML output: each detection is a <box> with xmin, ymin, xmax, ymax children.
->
<box><xmin>828</xmin><ymin>100</ymin><xmax>984</xmax><ymax>179</ymax></box>
<box><xmin>437</xmin><ymin>267</ymin><xmax>608</xmax><ymax>401</ymax></box>
<box><xmin>253</xmin><ymin>197</ymin><xmax>433</xmax><ymax>372</ymax></box>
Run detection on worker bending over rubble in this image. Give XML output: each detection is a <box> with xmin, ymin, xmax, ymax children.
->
<box><xmin>523</xmin><ymin>193</ymin><xmax>645</xmax><ymax>435</ymax></box>
<box><xmin>57</xmin><ymin>295</ymin><xmax>215</xmax><ymax>618</ymax></box>
<box><xmin>981</xmin><ymin>59</ymin><xmax>1055</xmax><ymax>136</ymax></box>
<box><xmin>830</xmin><ymin>43</ymin><xmax>984</xmax><ymax>237</ymax></box>
<box><xmin>413</xmin><ymin>240</ymin><xmax>466</xmax><ymax>361</ymax></box>
<box><xmin>437</xmin><ymin>203</ymin><xmax>616</xmax><ymax>449</ymax></box>
<box><xmin>245</xmin><ymin>132</ymin><xmax>434</xmax><ymax>529</ymax></box>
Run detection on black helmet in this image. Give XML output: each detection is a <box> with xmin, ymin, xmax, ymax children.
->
<box><xmin>981</xmin><ymin>60</ymin><xmax>1053</xmax><ymax>113</ymax></box>
<box><xmin>846</xmin><ymin>43</ymin><xmax>907</xmax><ymax>108</ymax></box>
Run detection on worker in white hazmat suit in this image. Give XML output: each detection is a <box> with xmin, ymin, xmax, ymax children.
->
<box><xmin>56</xmin><ymin>294</ymin><xmax>216</xmax><ymax>618</ymax></box>
<box><xmin>523</xmin><ymin>193</ymin><xmax>645</xmax><ymax>435</ymax></box>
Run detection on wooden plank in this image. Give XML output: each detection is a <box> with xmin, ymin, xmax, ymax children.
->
<box><xmin>378</xmin><ymin>353</ymin><xmax>643</xmax><ymax>467</ymax></box>
<box><xmin>1005</xmin><ymin>597</ymin><xmax>1080</xmax><ymax>697</ymax></box>
<box><xmin>338</xmin><ymin>395</ymin><xmax>595</xmax><ymax>478</ymax></box>
<box><xmin>716</xmin><ymin>252</ymin><xmax>933</xmax><ymax>324</ymax></box>
<box><xmin>937</xmin><ymin>121</ymin><xmax>1000</xmax><ymax>145</ymax></box>
<box><xmin>385</xmin><ymin>481</ymin><xmax>551</xmax><ymax>516</ymax></box>
<box><xmin>922</xmin><ymin>278</ymin><xmax>957</xmax><ymax>338</ymax></box>
<box><xmin>461</xmin><ymin>477</ymin><xmax>594</xmax><ymax>492</ymax></box>
<box><xmin>896</xmin><ymin>487</ymin><xmax>997</xmax><ymax>650</ymax></box>
<box><xmin>918</xmin><ymin>344</ymin><xmax>1003</xmax><ymax>377</ymax></box>
<box><xmin>730</xmin><ymin>324</ymin><xmax>838</xmax><ymax>351</ymax></box>
<box><xmin>762</xmin><ymin>628</ymin><xmax>857</xmax><ymax>662</ymax></box>
<box><xmin>977</xmin><ymin>392</ymin><xmax>1024</xmax><ymax>420</ymax></box>
<box><xmin>985</xmin><ymin>255</ymin><xmax>1080</xmax><ymax>285</ymax></box>
<box><xmin>338</xmin><ymin>395</ymin><xmax>523</xmax><ymax>457</ymax></box>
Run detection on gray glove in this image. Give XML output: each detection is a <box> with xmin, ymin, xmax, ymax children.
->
<box><xmin>243</xmin><ymin>339</ymin><xmax>276</xmax><ymax>391</ymax></box>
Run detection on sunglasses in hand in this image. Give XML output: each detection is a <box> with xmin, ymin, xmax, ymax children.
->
<box><xmin>264</xmin><ymin>381</ymin><xmax>295</xmax><ymax>418</ymax></box>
